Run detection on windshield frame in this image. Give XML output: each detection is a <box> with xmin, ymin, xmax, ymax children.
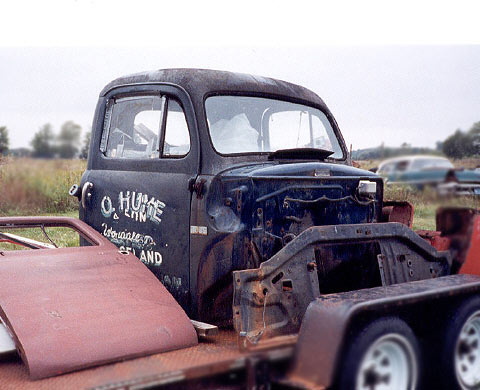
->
<box><xmin>203</xmin><ymin>92</ymin><xmax>347</xmax><ymax>161</ymax></box>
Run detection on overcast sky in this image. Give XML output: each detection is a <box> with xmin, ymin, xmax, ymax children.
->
<box><xmin>1</xmin><ymin>1</ymin><xmax>479</xmax><ymax>150</ymax></box>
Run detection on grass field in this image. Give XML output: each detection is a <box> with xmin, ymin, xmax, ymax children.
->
<box><xmin>356</xmin><ymin>158</ymin><xmax>480</xmax><ymax>230</ymax></box>
<box><xmin>383</xmin><ymin>185</ymin><xmax>480</xmax><ymax>230</ymax></box>
<box><xmin>0</xmin><ymin>157</ymin><xmax>86</xmax><ymax>216</ymax></box>
<box><xmin>0</xmin><ymin>157</ymin><xmax>479</xmax><ymax>249</ymax></box>
<box><xmin>0</xmin><ymin>157</ymin><xmax>83</xmax><ymax>250</ymax></box>
<box><xmin>356</xmin><ymin>158</ymin><xmax>480</xmax><ymax>172</ymax></box>
<box><xmin>0</xmin><ymin>223</ymin><xmax>80</xmax><ymax>251</ymax></box>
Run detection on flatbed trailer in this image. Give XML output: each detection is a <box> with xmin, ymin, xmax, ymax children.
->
<box><xmin>4</xmin><ymin>273</ymin><xmax>480</xmax><ymax>390</ymax></box>
<box><xmin>0</xmin><ymin>330</ymin><xmax>294</xmax><ymax>390</ymax></box>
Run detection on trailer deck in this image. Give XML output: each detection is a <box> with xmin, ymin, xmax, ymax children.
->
<box><xmin>0</xmin><ymin>330</ymin><xmax>294</xmax><ymax>390</ymax></box>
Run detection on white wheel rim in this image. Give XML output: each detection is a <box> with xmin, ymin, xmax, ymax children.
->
<box><xmin>455</xmin><ymin>310</ymin><xmax>480</xmax><ymax>389</ymax></box>
<box><xmin>356</xmin><ymin>333</ymin><xmax>417</xmax><ymax>390</ymax></box>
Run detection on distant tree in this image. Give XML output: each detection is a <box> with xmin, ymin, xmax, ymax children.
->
<box><xmin>31</xmin><ymin>124</ymin><xmax>56</xmax><ymax>158</ymax></box>
<box><xmin>0</xmin><ymin>126</ymin><xmax>9</xmax><ymax>155</ymax></box>
<box><xmin>469</xmin><ymin>122</ymin><xmax>480</xmax><ymax>153</ymax></box>
<box><xmin>470</xmin><ymin>121</ymin><xmax>480</xmax><ymax>135</ymax></box>
<box><xmin>57</xmin><ymin>121</ymin><xmax>82</xmax><ymax>159</ymax></box>
<box><xmin>352</xmin><ymin>144</ymin><xmax>441</xmax><ymax>160</ymax></box>
<box><xmin>80</xmin><ymin>131</ymin><xmax>91</xmax><ymax>159</ymax></box>
<box><xmin>443</xmin><ymin>129</ymin><xmax>475</xmax><ymax>159</ymax></box>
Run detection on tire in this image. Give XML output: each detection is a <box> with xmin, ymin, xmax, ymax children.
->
<box><xmin>440</xmin><ymin>296</ymin><xmax>480</xmax><ymax>390</ymax></box>
<box><xmin>336</xmin><ymin>317</ymin><xmax>420</xmax><ymax>390</ymax></box>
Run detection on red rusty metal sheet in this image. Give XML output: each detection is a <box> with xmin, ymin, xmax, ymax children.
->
<box><xmin>460</xmin><ymin>215</ymin><xmax>480</xmax><ymax>276</ymax></box>
<box><xmin>382</xmin><ymin>201</ymin><xmax>414</xmax><ymax>228</ymax></box>
<box><xmin>0</xmin><ymin>217</ymin><xmax>197</xmax><ymax>379</ymax></box>
<box><xmin>417</xmin><ymin>230</ymin><xmax>452</xmax><ymax>251</ymax></box>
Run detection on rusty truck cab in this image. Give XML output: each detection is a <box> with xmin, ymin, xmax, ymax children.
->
<box><xmin>80</xmin><ymin>69</ymin><xmax>386</xmax><ymax>321</ymax></box>
<box><xmin>80</xmin><ymin>69</ymin><xmax>384</xmax><ymax>321</ymax></box>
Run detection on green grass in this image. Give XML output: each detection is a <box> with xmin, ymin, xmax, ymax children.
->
<box><xmin>412</xmin><ymin>204</ymin><xmax>437</xmax><ymax>231</ymax></box>
<box><xmin>356</xmin><ymin>157</ymin><xmax>480</xmax><ymax>171</ymax></box>
<box><xmin>0</xmin><ymin>225</ymin><xmax>80</xmax><ymax>251</ymax></box>
<box><xmin>384</xmin><ymin>185</ymin><xmax>480</xmax><ymax>231</ymax></box>
<box><xmin>0</xmin><ymin>156</ymin><xmax>82</xmax><ymax>250</ymax></box>
<box><xmin>0</xmin><ymin>210</ymin><xmax>79</xmax><ymax>251</ymax></box>
<box><xmin>0</xmin><ymin>157</ymin><xmax>86</xmax><ymax>215</ymax></box>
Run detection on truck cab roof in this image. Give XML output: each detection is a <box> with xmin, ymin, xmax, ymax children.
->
<box><xmin>100</xmin><ymin>68</ymin><xmax>327</xmax><ymax>107</ymax></box>
<box><xmin>94</xmin><ymin>68</ymin><xmax>349</xmax><ymax>174</ymax></box>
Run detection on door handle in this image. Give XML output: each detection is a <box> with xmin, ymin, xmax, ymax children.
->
<box><xmin>81</xmin><ymin>182</ymin><xmax>94</xmax><ymax>209</ymax></box>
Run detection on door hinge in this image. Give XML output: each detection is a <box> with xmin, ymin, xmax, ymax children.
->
<box><xmin>188</xmin><ymin>178</ymin><xmax>207</xmax><ymax>199</ymax></box>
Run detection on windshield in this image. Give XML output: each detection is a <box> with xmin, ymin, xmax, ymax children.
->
<box><xmin>205</xmin><ymin>96</ymin><xmax>344</xmax><ymax>159</ymax></box>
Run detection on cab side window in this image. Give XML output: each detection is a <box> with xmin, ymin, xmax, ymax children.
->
<box><xmin>101</xmin><ymin>95</ymin><xmax>190</xmax><ymax>159</ymax></box>
<box><xmin>163</xmin><ymin>100</ymin><xmax>190</xmax><ymax>157</ymax></box>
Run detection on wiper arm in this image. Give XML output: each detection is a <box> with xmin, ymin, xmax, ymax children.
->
<box><xmin>268</xmin><ymin>148</ymin><xmax>334</xmax><ymax>161</ymax></box>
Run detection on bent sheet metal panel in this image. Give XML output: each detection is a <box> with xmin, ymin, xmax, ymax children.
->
<box><xmin>0</xmin><ymin>218</ymin><xmax>197</xmax><ymax>380</ymax></box>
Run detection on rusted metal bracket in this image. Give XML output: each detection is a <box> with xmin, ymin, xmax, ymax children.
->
<box><xmin>233</xmin><ymin>222</ymin><xmax>451</xmax><ymax>341</ymax></box>
<box><xmin>190</xmin><ymin>320</ymin><xmax>219</xmax><ymax>338</ymax></box>
<box><xmin>189</xmin><ymin>178</ymin><xmax>207</xmax><ymax>199</ymax></box>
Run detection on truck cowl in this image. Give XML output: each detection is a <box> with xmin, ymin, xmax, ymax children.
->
<box><xmin>206</xmin><ymin>162</ymin><xmax>384</xmax><ymax>264</ymax></box>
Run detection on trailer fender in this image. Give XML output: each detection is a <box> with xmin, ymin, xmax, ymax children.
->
<box><xmin>284</xmin><ymin>274</ymin><xmax>480</xmax><ymax>389</ymax></box>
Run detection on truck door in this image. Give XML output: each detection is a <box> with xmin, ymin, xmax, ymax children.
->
<box><xmin>80</xmin><ymin>85</ymin><xmax>198</xmax><ymax>312</ymax></box>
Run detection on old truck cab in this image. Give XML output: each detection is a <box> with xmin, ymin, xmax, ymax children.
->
<box><xmin>79</xmin><ymin>69</ymin><xmax>382</xmax><ymax>319</ymax></box>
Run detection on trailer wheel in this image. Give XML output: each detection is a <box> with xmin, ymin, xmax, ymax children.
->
<box><xmin>337</xmin><ymin>317</ymin><xmax>419</xmax><ymax>390</ymax></box>
<box><xmin>441</xmin><ymin>297</ymin><xmax>480</xmax><ymax>390</ymax></box>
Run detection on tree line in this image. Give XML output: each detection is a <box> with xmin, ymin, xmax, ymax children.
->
<box><xmin>1</xmin><ymin>120</ymin><xmax>479</xmax><ymax>160</ymax></box>
<box><xmin>442</xmin><ymin>121</ymin><xmax>480</xmax><ymax>159</ymax></box>
<box><xmin>0</xmin><ymin>122</ymin><xmax>91</xmax><ymax>159</ymax></box>
<box><xmin>352</xmin><ymin>120</ymin><xmax>480</xmax><ymax>160</ymax></box>
<box><xmin>352</xmin><ymin>143</ymin><xmax>442</xmax><ymax>160</ymax></box>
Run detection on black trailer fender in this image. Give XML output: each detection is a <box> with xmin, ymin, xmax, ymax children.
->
<box><xmin>284</xmin><ymin>274</ymin><xmax>480</xmax><ymax>389</ymax></box>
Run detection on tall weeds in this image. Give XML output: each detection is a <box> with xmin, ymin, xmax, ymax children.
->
<box><xmin>0</xmin><ymin>158</ymin><xmax>85</xmax><ymax>215</ymax></box>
